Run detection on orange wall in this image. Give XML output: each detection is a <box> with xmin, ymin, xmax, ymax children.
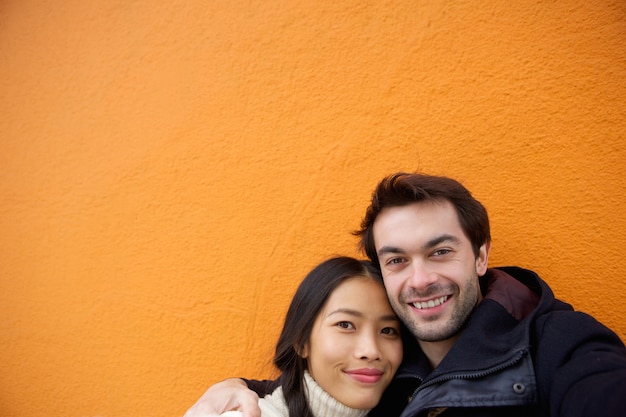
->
<box><xmin>1</xmin><ymin>1</ymin><xmax>625</xmax><ymax>416</ymax></box>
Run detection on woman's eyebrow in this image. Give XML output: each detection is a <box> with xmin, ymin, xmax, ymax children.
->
<box><xmin>327</xmin><ymin>309</ymin><xmax>399</xmax><ymax>322</ymax></box>
<box><xmin>380</xmin><ymin>314</ymin><xmax>401</xmax><ymax>322</ymax></box>
<box><xmin>327</xmin><ymin>308</ymin><xmax>363</xmax><ymax>317</ymax></box>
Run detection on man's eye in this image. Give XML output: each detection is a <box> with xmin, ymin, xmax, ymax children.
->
<box><xmin>387</xmin><ymin>258</ymin><xmax>404</xmax><ymax>264</ymax></box>
<box><xmin>432</xmin><ymin>249</ymin><xmax>451</xmax><ymax>256</ymax></box>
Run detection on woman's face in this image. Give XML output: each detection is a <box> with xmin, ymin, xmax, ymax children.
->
<box><xmin>302</xmin><ymin>276</ymin><xmax>403</xmax><ymax>409</ymax></box>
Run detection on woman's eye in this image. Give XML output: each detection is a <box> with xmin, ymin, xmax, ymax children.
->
<box><xmin>381</xmin><ymin>327</ymin><xmax>399</xmax><ymax>335</ymax></box>
<box><xmin>337</xmin><ymin>321</ymin><xmax>354</xmax><ymax>330</ymax></box>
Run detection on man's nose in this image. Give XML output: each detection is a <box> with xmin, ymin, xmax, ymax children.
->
<box><xmin>406</xmin><ymin>262</ymin><xmax>437</xmax><ymax>289</ymax></box>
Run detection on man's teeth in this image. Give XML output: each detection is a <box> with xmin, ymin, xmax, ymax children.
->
<box><xmin>412</xmin><ymin>296</ymin><xmax>448</xmax><ymax>309</ymax></box>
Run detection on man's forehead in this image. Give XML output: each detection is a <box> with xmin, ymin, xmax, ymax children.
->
<box><xmin>374</xmin><ymin>200</ymin><xmax>456</xmax><ymax>225</ymax></box>
<box><xmin>372</xmin><ymin>201</ymin><xmax>463</xmax><ymax>245</ymax></box>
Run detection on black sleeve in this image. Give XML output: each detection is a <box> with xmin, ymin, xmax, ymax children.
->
<box><xmin>243</xmin><ymin>378</ymin><xmax>281</xmax><ymax>397</ymax></box>
<box><xmin>534</xmin><ymin>310</ymin><xmax>626</xmax><ymax>417</ymax></box>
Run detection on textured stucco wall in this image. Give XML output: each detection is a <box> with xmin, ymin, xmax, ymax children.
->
<box><xmin>1</xmin><ymin>1</ymin><xmax>625</xmax><ymax>416</ymax></box>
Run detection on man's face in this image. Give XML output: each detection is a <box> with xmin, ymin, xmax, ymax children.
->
<box><xmin>372</xmin><ymin>201</ymin><xmax>489</xmax><ymax>343</ymax></box>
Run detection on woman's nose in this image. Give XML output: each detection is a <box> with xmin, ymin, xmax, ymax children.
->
<box><xmin>355</xmin><ymin>333</ymin><xmax>381</xmax><ymax>360</ymax></box>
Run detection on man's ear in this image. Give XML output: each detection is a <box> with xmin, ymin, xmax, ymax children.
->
<box><xmin>475</xmin><ymin>240</ymin><xmax>491</xmax><ymax>276</ymax></box>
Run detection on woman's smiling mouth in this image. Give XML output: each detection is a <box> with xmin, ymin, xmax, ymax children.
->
<box><xmin>344</xmin><ymin>368</ymin><xmax>384</xmax><ymax>384</ymax></box>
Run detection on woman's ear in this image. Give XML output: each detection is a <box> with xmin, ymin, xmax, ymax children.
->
<box><xmin>295</xmin><ymin>343</ymin><xmax>308</xmax><ymax>359</ymax></box>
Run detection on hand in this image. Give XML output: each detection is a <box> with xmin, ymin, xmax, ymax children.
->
<box><xmin>183</xmin><ymin>378</ymin><xmax>261</xmax><ymax>417</ymax></box>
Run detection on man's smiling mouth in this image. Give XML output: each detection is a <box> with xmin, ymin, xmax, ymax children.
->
<box><xmin>412</xmin><ymin>295</ymin><xmax>449</xmax><ymax>309</ymax></box>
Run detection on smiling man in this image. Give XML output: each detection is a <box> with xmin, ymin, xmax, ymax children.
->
<box><xmin>371</xmin><ymin>200</ymin><xmax>489</xmax><ymax>368</ymax></box>
<box><xmin>184</xmin><ymin>172</ymin><xmax>626</xmax><ymax>417</ymax></box>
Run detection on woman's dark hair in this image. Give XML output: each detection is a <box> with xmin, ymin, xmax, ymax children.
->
<box><xmin>354</xmin><ymin>172</ymin><xmax>491</xmax><ymax>266</ymax></box>
<box><xmin>273</xmin><ymin>256</ymin><xmax>383</xmax><ymax>417</ymax></box>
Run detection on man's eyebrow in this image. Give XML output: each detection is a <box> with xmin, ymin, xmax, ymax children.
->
<box><xmin>377</xmin><ymin>246</ymin><xmax>405</xmax><ymax>257</ymax></box>
<box><xmin>423</xmin><ymin>234</ymin><xmax>461</xmax><ymax>250</ymax></box>
<box><xmin>377</xmin><ymin>234</ymin><xmax>462</xmax><ymax>257</ymax></box>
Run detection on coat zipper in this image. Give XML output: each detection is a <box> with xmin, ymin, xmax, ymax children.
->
<box><xmin>409</xmin><ymin>348</ymin><xmax>528</xmax><ymax>401</ymax></box>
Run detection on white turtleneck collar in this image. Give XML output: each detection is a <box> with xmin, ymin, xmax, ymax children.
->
<box><xmin>259</xmin><ymin>371</ymin><xmax>371</xmax><ymax>417</ymax></box>
<box><xmin>220</xmin><ymin>371</ymin><xmax>373</xmax><ymax>417</ymax></box>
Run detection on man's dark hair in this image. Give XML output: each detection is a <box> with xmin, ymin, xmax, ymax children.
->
<box><xmin>355</xmin><ymin>172</ymin><xmax>491</xmax><ymax>266</ymax></box>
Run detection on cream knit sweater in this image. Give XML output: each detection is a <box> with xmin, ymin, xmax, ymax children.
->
<box><xmin>220</xmin><ymin>371</ymin><xmax>371</xmax><ymax>417</ymax></box>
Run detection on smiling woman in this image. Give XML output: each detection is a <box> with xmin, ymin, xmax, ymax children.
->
<box><xmin>218</xmin><ymin>256</ymin><xmax>403</xmax><ymax>417</ymax></box>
